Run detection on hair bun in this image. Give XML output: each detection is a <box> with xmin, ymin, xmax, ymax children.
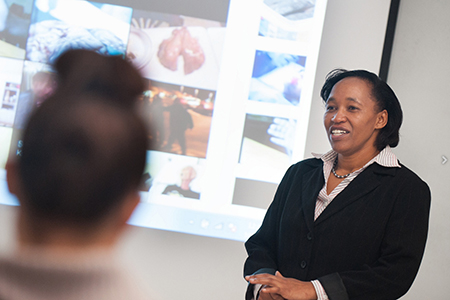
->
<box><xmin>53</xmin><ymin>49</ymin><xmax>145</xmax><ymax>108</ymax></box>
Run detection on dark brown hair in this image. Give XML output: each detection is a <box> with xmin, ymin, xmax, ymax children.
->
<box><xmin>18</xmin><ymin>49</ymin><xmax>148</xmax><ymax>224</ymax></box>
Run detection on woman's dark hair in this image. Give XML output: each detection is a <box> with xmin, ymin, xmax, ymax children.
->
<box><xmin>18</xmin><ymin>49</ymin><xmax>148</xmax><ymax>225</ymax></box>
<box><xmin>320</xmin><ymin>69</ymin><xmax>403</xmax><ymax>150</ymax></box>
<box><xmin>53</xmin><ymin>49</ymin><xmax>145</xmax><ymax>108</ymax></box>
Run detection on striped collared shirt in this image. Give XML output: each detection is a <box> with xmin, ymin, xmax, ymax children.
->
<box><xmin>312</xmin><ymin>146</ymin><xmax>400</xmax><ymax>220</ymax></box>
<box><xmin>310</xmin><ymin>146</ymin><xmax>400</xmax><ymax>300</ymax></box>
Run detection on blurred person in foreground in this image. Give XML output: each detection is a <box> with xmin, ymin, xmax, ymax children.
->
<box><xmin>244</xmin><ymin>69</ymin><xmax>431</xmax><ymax>300</ymax></box>
<box><xmin>0</xmin><ymin>49</ymin><xmax>152</xmax><ymax>300</ymax></box>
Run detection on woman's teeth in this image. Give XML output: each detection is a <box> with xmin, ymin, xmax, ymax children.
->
<box><xmin>332</xmin><ymin>129</ymin><xmax>349</xmax><ymax>135</ymax></box>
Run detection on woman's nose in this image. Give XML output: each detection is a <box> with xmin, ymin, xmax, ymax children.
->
<box><xmin>331</xmin><ymin>109</ymin><xmax>346</xmax><ymax>122</ymax></box>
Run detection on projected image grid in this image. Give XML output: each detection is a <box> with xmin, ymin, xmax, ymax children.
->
<box><xmin>125</xmin><ymin>8</ymin><xmax>224</xmax><ymax>208</ymax></box>
<box><xmin>141</xmin><ymin>79</ymin><xmax>215</xmax><ymax>158</ymax></box>
<box><xmin>259</xmin><ymin>0</ymin><xmax>316</xmax><ymax>41</ymax></box>
<box><xmin>0</xmin><ymin>0</ymin><xmax>328</xmax><ymax>241</ymax></box>
<box><xmin>231</xmin><ymin>0</ymin><xmax>316</xmax><ymax>212</ymax></box>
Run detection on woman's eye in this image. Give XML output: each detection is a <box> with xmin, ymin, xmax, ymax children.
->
<box><xmin>348</xmin><ymin>106</ymin><xmax>358</xmax><ymax>111</ymax></box>
<box><xmin>326</xmin><ymin>106</ymin><xmax>335</xmax><ymax>111</ymax></box>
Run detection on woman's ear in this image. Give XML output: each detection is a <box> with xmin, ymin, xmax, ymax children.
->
<box><xmin>375</xmin><ymin>109</ymin><xmax>388</xmax><ymax>129</ymax></box>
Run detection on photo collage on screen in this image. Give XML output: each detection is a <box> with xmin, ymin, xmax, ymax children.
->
<box><xmin>0</xmin><ymin>0</ymin><xmax>228</xmax><ymax>205</ymax></box>
<box><xmin>232</xmin><ymin>0</ymin><xmax>318</xmax><ymax>210</ymax></box>
<box><xmin>0</xmin><ymin>0</ymin><xmax>133</xmax><ymax>173</ymax></box>
<box><xmin>0</xmin><ymin>0</ymin><xmax>32</xmax><ymax>171</ymax></box>
<box><xmin>0</xmin><ymin>0</ymin><xmax>329</xmax><ymax>240</ymax></box>
<box><xmin>127</xmin><ymin>8</ymin><xmax>226</xmax><ymax>203</ymax></box>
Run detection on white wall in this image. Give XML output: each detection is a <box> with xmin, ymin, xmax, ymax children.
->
<box><xmin>1</xmin><ymin>0</ymin><xmax>448</xmax><ymax>299</ymax></box>
<box><xmin>385</xmin><ymin>1</ymin><xmax>450</xmax><ymax>298</ymax></box>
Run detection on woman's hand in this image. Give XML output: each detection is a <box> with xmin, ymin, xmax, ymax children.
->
<box><xmin>246</xmin><ymin>271</ymin><xmax>317</xmax><ymax>300</ymax></box>
<box><xmin>258</xmin><ymin>290</ymin><xmax>285</xmax><ymax>300</ymax></box>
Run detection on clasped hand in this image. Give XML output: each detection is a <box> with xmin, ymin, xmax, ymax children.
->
<box><xmin>245</xmin><ymin>271</ymin><xmax>317</xmax><ymax>300</ymax></box>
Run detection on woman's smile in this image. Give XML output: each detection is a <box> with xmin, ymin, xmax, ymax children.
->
<box><xmin>329</xmin><ymin>126</ymin><xmax>350</xmax><ymax>140</ymax></box>
<box><xmin>324</xmin><ymin>77</ymin><xmax>387</xmax><ymax>158</ymax></box>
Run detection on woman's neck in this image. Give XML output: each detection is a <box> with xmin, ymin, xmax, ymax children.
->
<box><xmin>16</xmin><ymin>210</ymin><xmax>120</xmax><ymax>255</ymax></box>
<box><xmin>335</xmin><ymin>148</ymin><xmax>380</xmax><ymax>174</ymax></box>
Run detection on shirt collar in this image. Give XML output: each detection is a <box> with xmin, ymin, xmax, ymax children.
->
<box><xmin>312</xmin><ymin>146</ymin><xmax>401</xmax><ymax>168</ymax></box>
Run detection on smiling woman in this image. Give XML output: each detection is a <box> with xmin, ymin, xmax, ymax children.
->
<box><xmin>324</xmin><ymin>77</ymin><xmax>387</xmax><ymax>171</ymax></box>
<box><xmin>244</xmin><ymin>69</ymin><xmax>431</xmax><ymax>300</ymax></box>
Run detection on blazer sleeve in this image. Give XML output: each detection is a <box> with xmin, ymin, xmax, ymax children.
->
<box><xmin>243</xmin><ymin>165</ymin><xmax>298</xmax><ymax>299</ymax></box>
<box><xmin>319</xmin><ymin>171</ymin><xmax>431</xmax><ymax>300</ymax></box>
<box><xmin>244</xmin><ymin>164</ymin><xmax>299</xmax><ymax>274</ymax></box>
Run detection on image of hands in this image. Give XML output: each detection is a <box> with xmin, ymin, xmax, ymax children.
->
<box><xmin>238</xmin><ymin>114</ymin><xmax>296</xmax><ymax>183</ymax></box>
<box><xmin>144</xmin><ymin>152</ymin><xmax>205</xmax><ymax>201</ymax></box>
<box><xmin>26</xmin><ymin>0</ymin><xmax>132</xmax><ymax>64</ymax></box>
<box><xmin>126</xmin><ymin>9</ymin><xmax>225</xmax><ymax>90</ymax></box>
<box><xmin>0</xmin><ymin>0</ymin><xmax>33</xmax><ymax>59</ymax></box>
<box><xmin>267</xmin><ymin>117</ymin><xmax>296</xmax><ymax>158</ymax></box>
<box><xmin>140</xmin><ymin>79</ymin><xmax>215</xmax><ymax>158</ymax></box>
<box><xmin>259</xmin><ymin>0</ymin><xmax>316</xmax><ymax>42</ymax></box>
<box><xmin>264</xmin><ymin>0</ymin><xmax>316</xmax><ymax>21</ymax></box>
<box><xmin>249</xmin><ymin>50</ymin><xmax>306</xmax><ymax>106</ymax></box>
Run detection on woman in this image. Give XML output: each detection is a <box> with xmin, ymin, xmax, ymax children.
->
<box><xmin>244</xmin><ymin>69</ymin><xmax>431</xmax><ymax>300</ymax></box>
<box><xmin>1</xmin><ymin>49</ymin><xmax>151</xmax><ymax>300</ymax></box>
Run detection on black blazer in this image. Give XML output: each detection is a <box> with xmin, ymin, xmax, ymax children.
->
<box><xmin>244</xmin><ymin>158</ymin><xmax>431</xmax><ymax>300</ymax></box>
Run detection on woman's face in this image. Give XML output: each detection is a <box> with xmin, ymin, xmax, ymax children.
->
<box><xmin>323</xmin><ymin>77</ymin><xmax>387</xmax><ymax>158</ymax></box>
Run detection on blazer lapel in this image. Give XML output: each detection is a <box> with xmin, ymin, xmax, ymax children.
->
<box><xmin>301</xmin><ymin>163</ymin><xmax>325</xmax><ymax>232</ymax></box>
<box><xmin>314</xmin><ymin>164</ymin><xmax>396</xmax><ymax>225</ymax></box>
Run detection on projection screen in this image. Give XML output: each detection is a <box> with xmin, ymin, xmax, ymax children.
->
<box><xmin>0</xmin><ymin>0</ymin><xmax>394</xmax><ymax>241</ymax></box>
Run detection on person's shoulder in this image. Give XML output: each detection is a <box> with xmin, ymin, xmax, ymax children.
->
<box><xmin>373</xmin><ymin>161</ymin><xmax>430</xmax><ymax>194</ymax></box>
<box><xmin>112</xmin><ymin>264</ymin><xmax>154</xmax><ymax>300</ymax></box>
<box><xmin>162</xmin><ymin>184</ymin><xmax>178</xmax><ymax>192</ymax></box>
<box><xmin>291</xmin><ymin>157</ymin><xmax>323</xmax><ymax>170</ymax></box>
<box><xmin>397</xmin><ymin>162</ymin><xmax>429</xmax><ymax>187</ymax></box>
<box><xmin>18</xmin><ymin>89</ymin><xmax>33</xmax><ymax>99</ymax></box>
<box><xmin>282</xmin><ymin>157</ymin><xmax>322</xmax><ymax>180</ymax></box>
